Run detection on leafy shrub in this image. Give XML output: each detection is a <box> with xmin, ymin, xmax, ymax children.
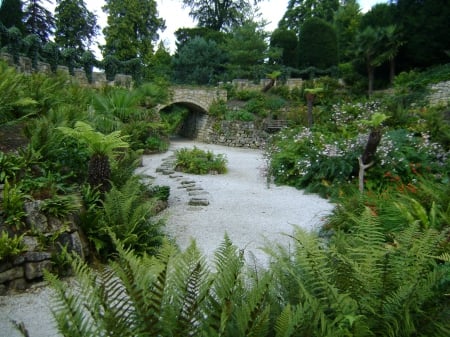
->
<box><xmin>80</xmin><ymin>177</ymin><xmax>164</xmax><ymax>259</ymax></box>
<box><xmin>208</xmin><ymin>99</ymin><xmax>228</xmax><ymax>118</ymax></box>
<box><xmin>268</xmin><ymin>106</ymin><xmax>449</xmax><ymax>196</ymax></box>
<box><xmin>147</xmin><ymin>185</ymin><xmax>170</xmax><ymax>202</ymax></box>
<box><xmin>224</xmin><ymin>109</ymin><xmax>255</xmax><ymax>121</ymax></box>
<box><xmin>39</xmin><ymin>194</ymin><xmax>82</xmax><ymax>218</ymax></box>
<box><xmin>1</xmin><ymin>181</ymin><xmax>29</xmax><ymax>228</ymax></box>
<box><xmin>0</xmin><ymin>151</ymin><xmax>24</xmax><ymax>183</ymax></box>
<box><xmin>160</xmin><ymin>105</ymin><xmax>188</xmax><ymax>134</ymax></box>
<box><xmin>175</xmin><ymin>147</ymin><xmax>227</xmax><ymax>174</ymax></box>
<box><xmin>0</xmin><ymin>231</ymin><xmax>25</xmax><ymax>262</ymax></box>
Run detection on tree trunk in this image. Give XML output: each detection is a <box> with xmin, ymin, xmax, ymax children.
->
<box><xmin>306</xmin><ymin>92</ymin><xmax>315</xmax><ymax>128</ymax></box>
<box><xmin>262</xmin><ymin>78</ymin><xmax>275</xmax><ymax>92</ymax></box>
<box><xmin>362</xmin><ymin>130</ymin><xmax>382</xmax><ymax>165</ymax></box>
<box><xmin>88</xmin><ymin>154</ymin><xmax>111</xmax><ymax>193</ymax></box>
<box><xmin>389</xmin><ymin>57</ymin><xmax>395</xmax><ymax>85</ymax></box>
<box><xmin>359</xmin><ymin>129</ymin><xmax>383</xmax><ymax>193</ymax></box>
<box><xmin>368</xmin><ymin>65</ymin><xmax>375</xmax><ymax>97</ymax></box>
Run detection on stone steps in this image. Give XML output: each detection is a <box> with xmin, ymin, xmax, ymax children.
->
<box><xmin>155</xmin><ymin>155</ymin><xmax>210</xmax><ymax>207</ymax></box>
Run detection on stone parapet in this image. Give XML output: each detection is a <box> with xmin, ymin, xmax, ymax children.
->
<box><xmin>0</xmin><ymin>52</ymin><xmax>132</xmax><ymax>88</ymax></box>
<box><xmin>429</xmin><ymin>80</ymin><xmax>450</xmax><ymax>107</ymax></box>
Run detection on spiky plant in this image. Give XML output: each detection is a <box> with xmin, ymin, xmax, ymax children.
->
<box><xmin>267</xmin><ymin>208</ymin><xmax>450</xmax><ymax>337</ymax></box>
<box><xmin>46</xmin><ymin>236</ymin><xmax>273</xmax><ymax>337</ymax></box>
<box><xmin>58</xmin><ymin>121</ymin><xmax>129</xmax><ymax>193</ymax></box>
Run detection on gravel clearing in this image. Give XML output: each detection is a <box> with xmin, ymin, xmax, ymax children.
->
<box><xmin>0</xmin><ymin>138</ymin><xmax>334</xmax><ymax>337</ymax></box>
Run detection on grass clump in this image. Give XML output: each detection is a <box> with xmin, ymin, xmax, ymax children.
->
<box><xmin>175</xmin><ymin>147</ymin><xmax>227</xmax><ymax>174</ymax></box>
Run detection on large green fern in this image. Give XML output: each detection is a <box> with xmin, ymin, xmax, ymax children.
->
<box><xmin>267</xmin><ymin>208</ymin><xmax>450</xmax><ymax>337</ymax></box>
<box><xmin>46</xmin><ymin>236</ymin><xmax>275</xmax><ymax>337</ymax></box>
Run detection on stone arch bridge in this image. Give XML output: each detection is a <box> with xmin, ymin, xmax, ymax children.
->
<box><xmin>156</xmin><ymin>87</ymin><xmax>228</xmax><ymax>139</ymax></box>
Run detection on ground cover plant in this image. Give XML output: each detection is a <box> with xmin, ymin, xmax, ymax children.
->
<box><xmin>175</xmin><ymin>147</ymin><xmax>228</xmax><ymax>174</ymax></box>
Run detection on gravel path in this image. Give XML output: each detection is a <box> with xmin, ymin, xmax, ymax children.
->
<box><xmin>0</xmin><ymin>139</ymin><xmax>334</xmax><ymax>337</ymax></box>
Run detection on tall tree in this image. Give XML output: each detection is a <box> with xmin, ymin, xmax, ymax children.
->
<box><xmin>333</xmin><ymin>0</ymin><xmax>361</xmax><ymax>63</ymax></box>
<box><xmin>54</xmin><ymin>0</ymin><xmax>98</xmax><ymax>54</ymax></box>
<box><xmin>354</xmin><ymin>25</ymin><xmax>400</xmax><ymax>96</ymax></box>
<box><xmin>181</xmin><ymin>0</ymin><xmax>262</xmax><ymax>32</ymax></box>
<box><xmin>225</xmin><ymin>20</ymin><xmax>269</xmax><ymax>80</ymax></box>
<box><xmin>395</xmin><ymin>0</ymin><xmax>450</xmax><ymax>69</ymax></box>
<box><xmin>298</xmin><ymin>17</ymin><xmax>338</xmax><ymax>70</ymax></box>
<box><xmin>102</xmin><ymin>0</ymin><xmax>165</xmax><ymax>66</ymax></box>
<box><xmin>279</xmin><ymin>0</ymin><xmax>339</xmax><ymax>36</ymax></box>
<box><xmin>0</xmin><ymin>0</ymin><xmax>24</xmax><ymax>31</ymax></box>
<box><xmin>23</xmin><ymin>0</ymin><xmax>55</xmax><ymax>43</ymax></box>
<box><xmin>269</xmin><ymin>28</ymin><xmax>299</xmax><ymax>68</ymax></box>
<box><xmin>172</xmin><ymin>36</ymin><xmax>226</xmax><ymax>84</ymax></box>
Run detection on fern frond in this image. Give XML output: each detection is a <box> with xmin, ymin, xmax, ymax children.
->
<box><xmin>168</xmin><ymin>240</ymin><xmax>210</xmax><ymax>337</ymax></box>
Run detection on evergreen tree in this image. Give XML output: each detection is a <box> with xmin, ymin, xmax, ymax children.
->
<box><xmin>270</xmin><ymin>28</ymin><xmax>299</xmax><ymax>68</ymax></box>
<box><xmin>0</xmin><ymin>0</ymin><xmax>25</xmax><ymax>31</ymax></box>
<box><xmin>395</xmin><ymin>0</ymin><xmax>450</xmax><ymax>69</ymax></box>
<box><xmin>181</xmin><ymin>0</ymin><xmax>262</xmax><ymax>32</ymax></box>
<box><xmin>279</xmin><ymin>0</ymin><xmax>339</xmax><ymax>36</ymax></box>
<box><xmin>225</xmin><ymin>20</ymin><xmax>269</xmax><ymax>80</ymax></box>
<box><xmin>172</xmin><ymin>36</ymin><xmax>225</xmax><ymax>85</ymax></box>
<box><xmin>333</xmin><ymin>0</ymin><xmax>362</xmax><ymax>63</ymax></box>
<box><xmin>298</xmin><ymin>17</ymin><xmax>338</xmax><ymax>70</ymax></box>
<box><xmin>102</xmin><ymin>0</ymin><xmax>165</xmax><ymax>67</ymax></box>
<box><xmin>23</xmin><ymin>0</ymin><xmax>55</xmax><ymax>43</ymax></box>
<box><xmin>148</xmin><ymin>41</ymin><xmax>173</xmax><ymax>81</ymax></box>
<box><xmin>54</xmin><ymin>0</ymin><xmax>98</xmax><ymax>56</ymax></box>
<box><xmin>174</xmin><ymin>26</ymin><xmax>226</xmax><ymax>51</ymax></box>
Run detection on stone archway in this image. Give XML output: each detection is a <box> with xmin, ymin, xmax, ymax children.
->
<box><xmin>156</xmin><ymin>87</ymin><xmax>227</xmax><ymax>139</ymax></box>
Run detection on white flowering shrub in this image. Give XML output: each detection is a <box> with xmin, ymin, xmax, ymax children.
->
<box><xmin>268</xmin><ymin>99</ymin><xmax>450</xmax><ymax>197</ymax></box>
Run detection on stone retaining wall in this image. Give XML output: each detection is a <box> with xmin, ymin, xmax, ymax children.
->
<box><xmin>0</xmin><ymin>196</ymin><xmax>88</xmax><ymax>295</ymax></box>
<box><xmin>0</xmin><ymin>52</ymin><xmax>132</xmax><ymax>88</ymax></box>
<box><xmin>197</xmin><ymin>117</ymin><xmax>268</xmax><ymax>149</ymax></box>
<box><xmin>429</xmin><ymin>80</ymin><xmax>450</xmax><ymax>107</ymax></box>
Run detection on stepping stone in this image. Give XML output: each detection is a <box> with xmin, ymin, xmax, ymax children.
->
<box><xmin>162</xmin><ymin>170</ymin><xmax>175</xmax><ymax>175</ymax></box>
<box><xmin>188</xmin><ymin>198</ymin><xmax>209</xmax><ymax>206</ymax></box>
<box><xmin>169</xmin><ymin>174</ymin><xmax>183</xmax><ymax>178</ymax></box>
<box><xmin>181</xmin><ymin>180</ymin><xmax>196</xmax><ymax>185</ymax></box>
<box><xmin>178</xmin><ymin>183</ymin><xmax>196</xmax><ymax>189</ymax></box>
<box><xmin>188</xmin><ymin>191</ymin><xmax>209</xmax><ymax>196</ymax></box>
<box><xmin>186</xmin><ymin>187</ymin><xmax>203</xmax><ymax>191</ymax></box>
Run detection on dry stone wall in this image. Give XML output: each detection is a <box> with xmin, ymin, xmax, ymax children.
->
<box><xmin>429</xmin><ymin>80</ymin><xmax>450</xmax><ymax>107</ymax></box>
<box><xmin>0</xmin><ymin>52</ymin><xmax>132</xmax><ymax>88</ymax></box>
<box><xmin>196</xmin><ymin>117</ymin><xmax>268</xmax><ymax>149</ymax></box>
<box><xmin>0</xmin><ymin>193</ymin><xmax>88</xmax><ymax>294</ymax></box>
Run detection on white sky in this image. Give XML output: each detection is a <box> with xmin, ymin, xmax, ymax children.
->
<box><xmin>37</xmin><ymin>0</ymin><xmax>385</xmax><ymax>56</ymax></box>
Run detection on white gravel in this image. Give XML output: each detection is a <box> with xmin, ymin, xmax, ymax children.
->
<box><xmin>0</xmin><ymin>139</ymin><xmax>334</xmax><ymax>337</ymax></box>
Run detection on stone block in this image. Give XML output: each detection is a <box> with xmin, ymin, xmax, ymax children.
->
<box><xmin>9</xmin><ymin>277</ymin><xmax>27</xmax><ymax>290</ymax></box>
<box><xmin>188</xmin><ymin>198</ymin><xmax>209</xmax><ymax>206</ymax></box>
<box><xmin>25</xmin><ymin>260</ymin><xmax>52</xmax><ymax>280</ymax></box>
<box><xmin>56</xmin><ymin>231</ymin><xmax>86</xmax><ymax>259</ymax></box>
<box><xmin>22</xmin><ymin>236</ymin><xmax>39</xmax><ymax>251</ymax></box>
<box><xmin>0</xmin><ymin>266</ymin><xmax>24</xmax><ymax>283</ymax></box>
<box><xmin>23</xmin><ymin>251</ymin><xmax>52</xmax><ymax>262</ymax></box>
<box><xmin>24</xmin><ymin>201</ymin><xmax>48</xmax><ymax>233</ymax></box>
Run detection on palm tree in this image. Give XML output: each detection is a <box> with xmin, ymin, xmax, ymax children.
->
<box><xmin>354</xmin><ymin>26</ymin><xmax>382</xmax><ymax>96</ymax></box>
<box><xmin>58</xmin><ymin>121</ymin><xmax>129</xmax><ymax>193</ymax></box>
<box><xmin>378</xmin><ymin>25</ymin><xmax>404</xmax><ymax>84</ymax></box>
<box><xmin>354</xmin><ymin>25</ymin><xmax>404</xmax><ymax>96</ymax></box>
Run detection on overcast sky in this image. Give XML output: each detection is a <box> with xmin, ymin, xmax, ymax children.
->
<box><xmin>84</xmin><ymin>0</ymin><xmax>386</xmax><ymax>54</ymax></box>
<box><xmin>0</xmin><ymin>0</ymin><xmax>387</xmax><ymax>55</ymax></box>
